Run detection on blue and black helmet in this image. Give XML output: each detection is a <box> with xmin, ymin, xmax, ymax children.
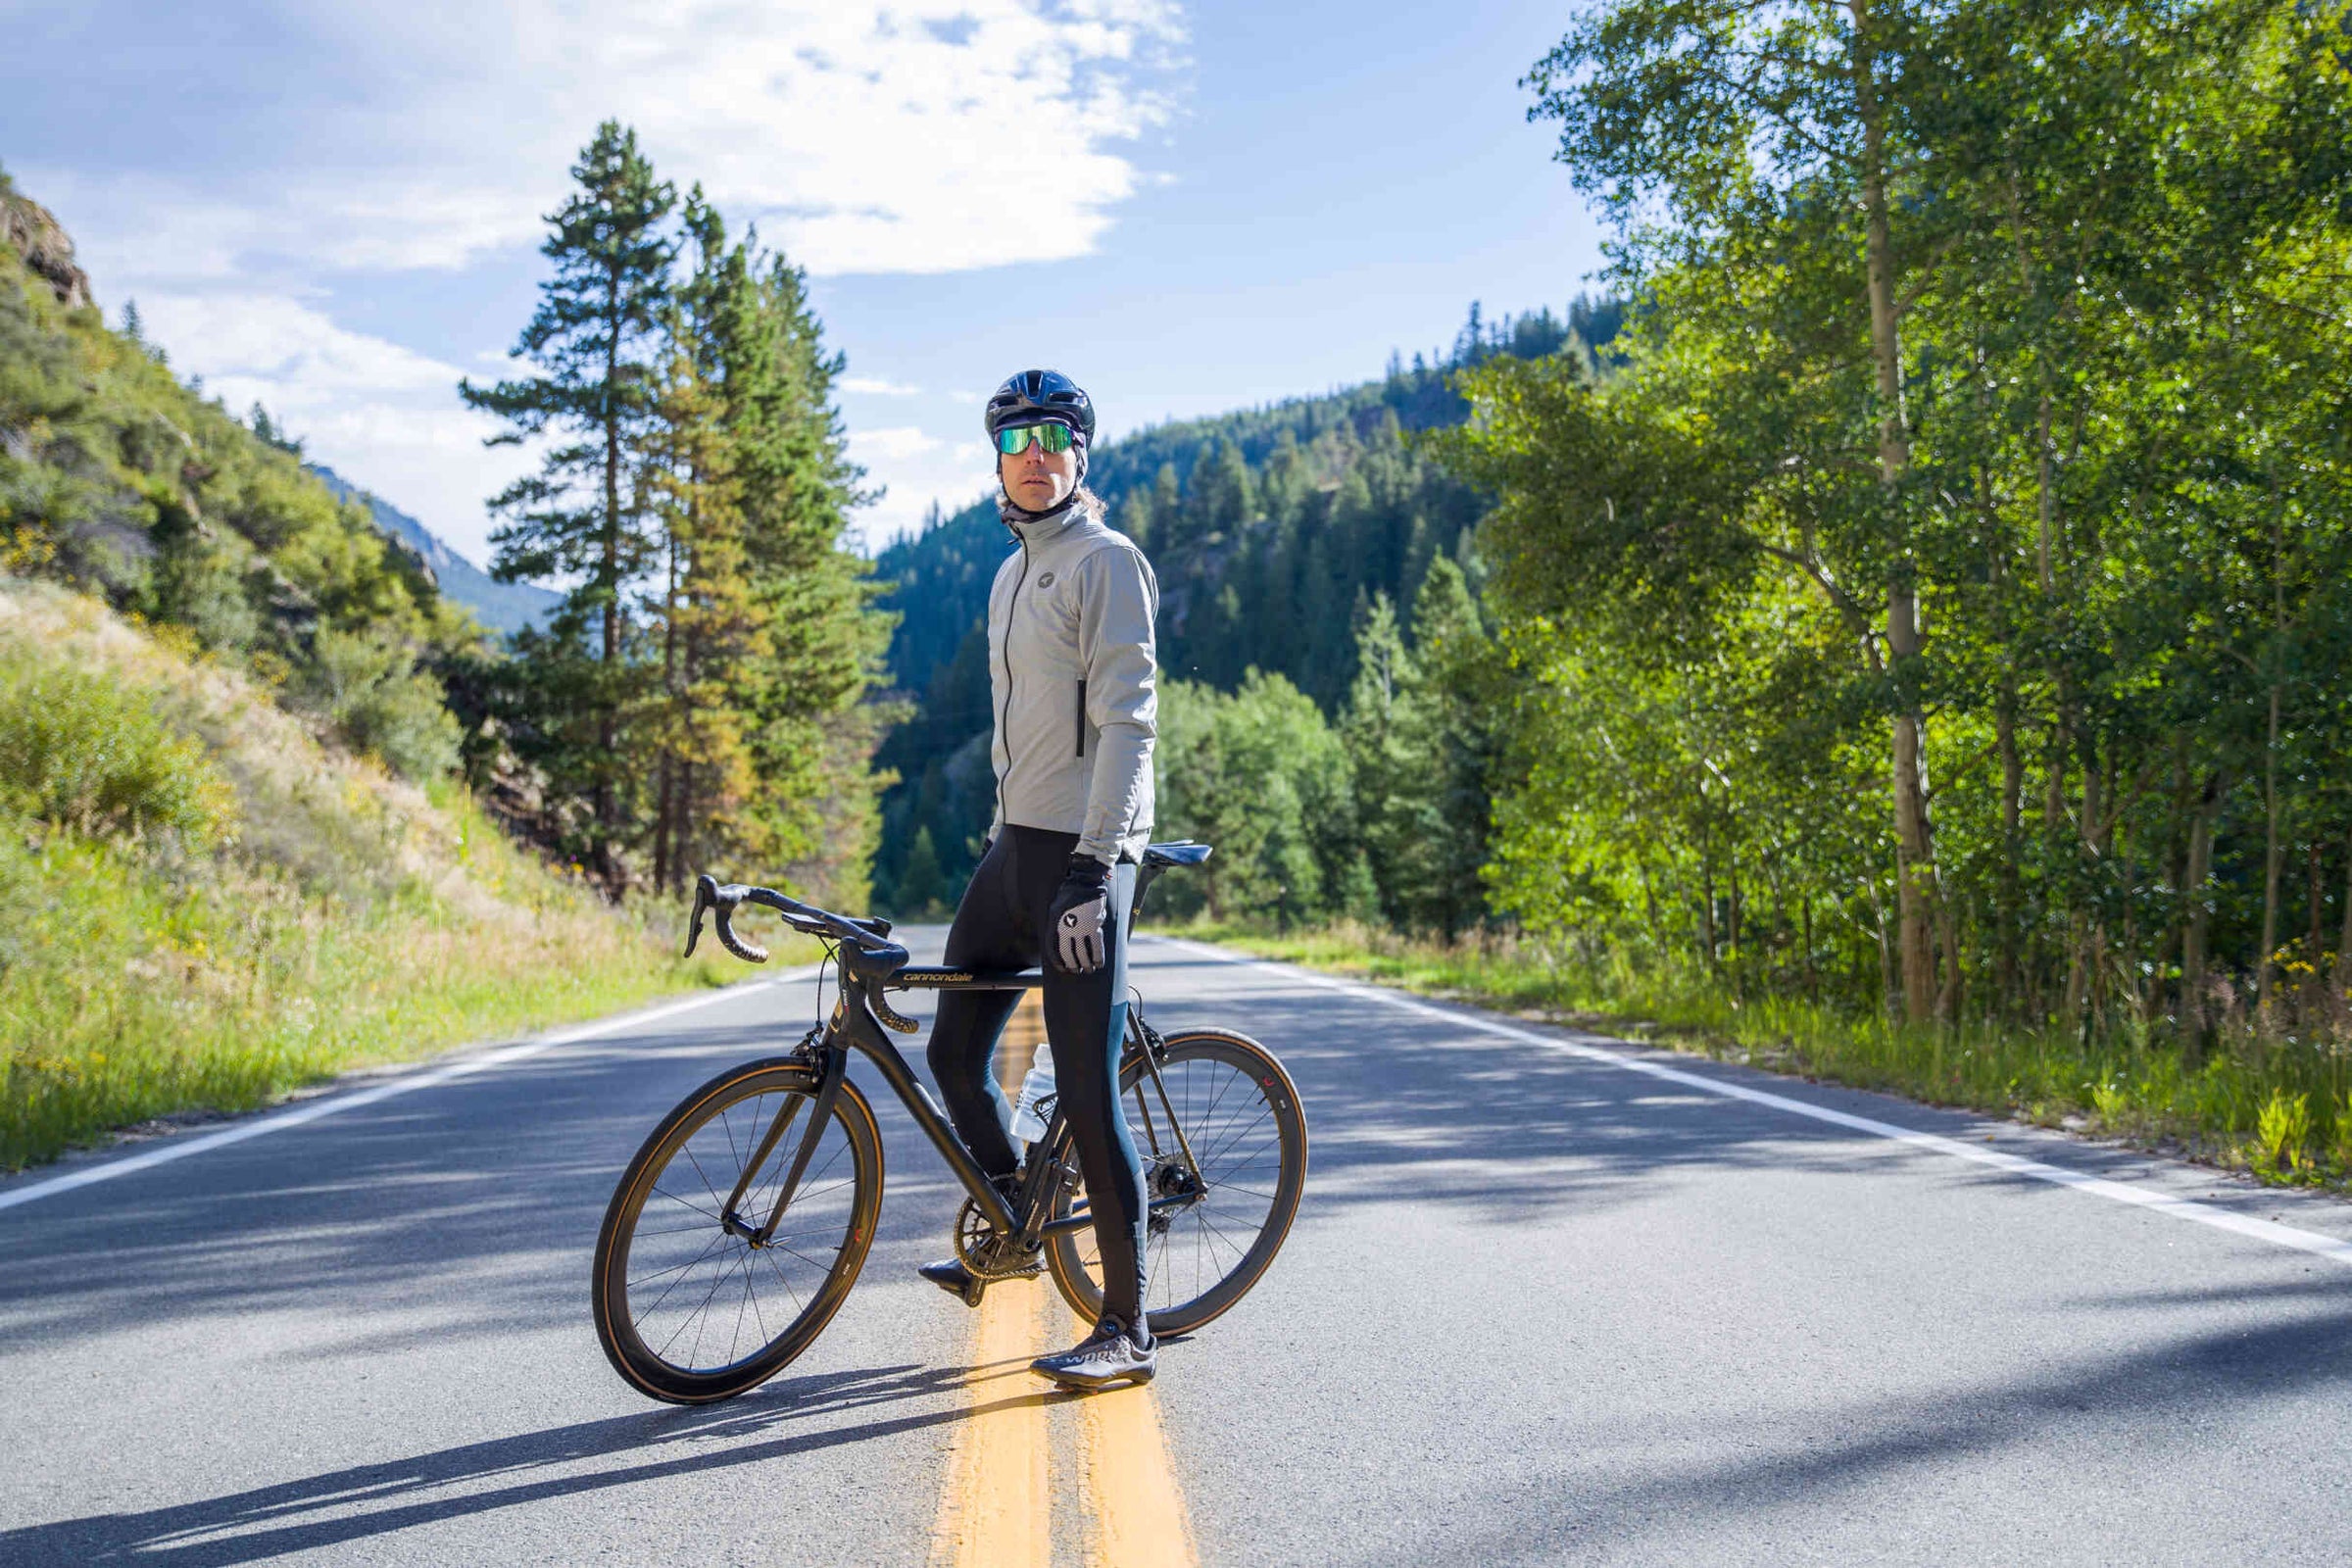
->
<box><xmin>985</xmin><ymin>368</ymin><xmax>1095</xmax><ymax>444</ymax></box>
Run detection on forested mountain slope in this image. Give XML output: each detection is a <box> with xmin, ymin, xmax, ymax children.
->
<box><xmin>0</xmin><ymin>166</ymin><xmax>475</xmax><ymax>779</ymax></box>
<box><xmin>868</xmin><ymin>301</ymin><xmax>1622</xmax><ymax>910</ymax></box>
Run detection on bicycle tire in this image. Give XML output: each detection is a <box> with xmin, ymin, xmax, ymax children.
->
<box><xmin>1045</xmin><ymin>1027</ymin><xmax>1306</xmax><ymax>1337</ymax></box>
<box><xmin>592</xmin><ymin>1057</ymin><xmax>883</xmax><ymax>1404</ymax></box>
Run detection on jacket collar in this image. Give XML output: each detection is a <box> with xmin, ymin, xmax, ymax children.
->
<box><xmin>1002</xmin><ymin>496</ymin><xmax>1084</xmax><ymax>547</ymax></box>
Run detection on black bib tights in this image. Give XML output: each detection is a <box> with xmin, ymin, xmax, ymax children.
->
<box><xmin>926</xmin><ymin>826</ymin><xmax>1148</xmax><ymax>1332</ymax></box>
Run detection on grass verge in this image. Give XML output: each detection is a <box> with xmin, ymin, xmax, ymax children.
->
<box><xmin>1168</xmin><ymin>916</ymin><xmax>2352</xmax><ymax>1192</ymax></box>
<box><xmin>0</xmin><ymin>581</ymin><xmax>811</xmax><ymax>1171</ymax></box>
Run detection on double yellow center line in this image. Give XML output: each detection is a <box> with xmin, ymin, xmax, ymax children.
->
<box><xmin>930</xmin><ymin>996</ymin><xmax>1199</xmax><ymax>1568</ymax></box>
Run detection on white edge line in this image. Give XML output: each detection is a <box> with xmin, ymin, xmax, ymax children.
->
<box><xmin>1151</xmin><ymin>936</ymin><xmax>2352</xmax><ymax>1271</ymax></box>
<box><xmin>0</xmin><ymin>964</ymin><xmax>826</xmax><ymax>1214</ymax></box>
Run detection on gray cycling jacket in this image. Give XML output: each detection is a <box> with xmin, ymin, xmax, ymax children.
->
<box><xmin>985</xmin><ymin>499</ymin><xmax>1159</xmax><ymax>862</ymax></box>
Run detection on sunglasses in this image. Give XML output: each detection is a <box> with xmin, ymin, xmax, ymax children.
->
<box><xmin>996</xmin><ymin>422</ymin><xmax>1076</xmax><ymax>457</ymax></box>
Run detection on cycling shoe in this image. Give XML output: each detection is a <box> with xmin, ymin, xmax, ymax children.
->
<box><xmin>1031</xmin><ymin>1317</ymin><xmax>1155</xmax><ymax>1389</ymax></box>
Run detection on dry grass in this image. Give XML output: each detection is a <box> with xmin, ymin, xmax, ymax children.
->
<box><xmin>0</xmin><ymin>579</ymin><xmax>807</xmax><ymax>1170</ymax></box>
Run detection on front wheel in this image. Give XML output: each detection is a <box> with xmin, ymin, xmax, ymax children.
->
<box><xmin>592</xmin><ymin>1057</ymin><xmax>883</xmax><ymax>1403</ymax></box>
<box><xmin>1046</xmin><ymin>1027</ymin><xmax>1306</xmax><ymax>1337</ymax></box>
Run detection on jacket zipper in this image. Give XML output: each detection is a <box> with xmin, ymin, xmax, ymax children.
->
<box><xmin>995</xmin><ymin>535</ymin><xmax>1029</xmax><ymax>831</ymax></box>
<box><xmin>1076</xmin><ymin>678</ymin><xmax>1087</xmax><ymax>758</ymax></box>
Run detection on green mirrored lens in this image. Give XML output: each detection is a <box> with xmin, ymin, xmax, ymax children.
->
<box><xmin>996</xmin><ymin>422</ymin><xmax>1075</xmax><ymax>457</ymax></box>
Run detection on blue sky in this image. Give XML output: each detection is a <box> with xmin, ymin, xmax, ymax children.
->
<box><xmin>3</xmin><ymin>0</ymin><xmax>1607</xmax><ymax>558</ymax></box>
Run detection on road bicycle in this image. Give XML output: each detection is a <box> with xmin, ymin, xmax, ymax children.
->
<box><xmin>590</xmin><ymin>841</ymin><xmax>1308</xmax><ymax>1404</ymax></box>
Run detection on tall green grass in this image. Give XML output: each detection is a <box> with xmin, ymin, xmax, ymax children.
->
<box><xmin>1175</xmin><ymin>916</ymin><xmax>2352</xmax><ymax>1187</ymax></box>
<box><xmin>0</xmin><ymin>582</ymin><xmax>805</xmax><ymax>1171</ymax></box>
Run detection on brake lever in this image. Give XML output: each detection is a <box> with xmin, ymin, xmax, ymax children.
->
<box><xmin>687</xmin><ymin>873</ymin><xmax>769</xmax><ymax>964</ymax></box>
<box><xmin>684</xmin><ymin>874</ymin><xmax>713</xmax><ymax>957</ymax></box>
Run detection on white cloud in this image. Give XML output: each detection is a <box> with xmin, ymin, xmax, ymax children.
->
<box><xmin>10</xmin><ymin>0</ymin><xmax>1186</xmax><ymax>564</ymax></box>
<box><xmin>137</xmin><ymin>294</ymin><xmax>532</xmax><ymax>569</ymax></box>
<box><xmin>30</xmin><ymin>1</ymin><xmax>1186</xmax><ymax>290</ymax></box>
<box><xmin>851</xmin><ymin>425</ymin><xmax>946</xmax><ymax>463</ymax></box>
<box><xmin>845</xmin><ymin>424</ymin><xmax>1001</xmax><ymax>549</ymax></box>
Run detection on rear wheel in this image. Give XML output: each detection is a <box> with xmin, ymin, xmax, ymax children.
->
<box><xmin>592</xmin><ymin>1057</ymin><xmax>882</xmax><ymax>1404</ymax></box>
<box><xmin>1046</xmin><ymin>1028</ymin><xmax>1306</xmax><ymax>1337</ymax></box>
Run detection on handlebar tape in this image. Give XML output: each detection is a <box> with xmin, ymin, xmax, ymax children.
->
<box><xmin>686</xmin><ymin>873</ymin><xmax>770</xmax><ymax>964</ymax></box>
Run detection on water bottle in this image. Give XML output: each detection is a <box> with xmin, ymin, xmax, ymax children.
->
<box><xmin>1009</xmin><ymin>1043</ymin><xmax>1056</xmax><ymax>1145</ymax></box>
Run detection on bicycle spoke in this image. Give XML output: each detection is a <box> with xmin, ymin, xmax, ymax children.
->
<box><xmin>658</xmin><ymin>1245</ymin><xmax>741</xmax><ymax>1363</ymax></box>
<box><xmin>761</xmin><ymin>1246</ymin><xmax>808</xmax><ymax>1316</ymax></box>
<box><xmin>1195</xmin><ymin>1104</ymin><xmax>1275</xmax><ymax>1169</ymax></box>
<box><xmin>681</xmin><ymin>1145</ymin><xmax>731</xmax><ymax>1221</ymax></box>
<box><xmin>648</xmin><ymin>1185</ymin><xmax>725</xmax><ymax>1225</ymax></box>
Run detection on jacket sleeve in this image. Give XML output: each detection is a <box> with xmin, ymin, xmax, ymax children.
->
<box><xmin>1074</xmin><ymin>543</ymin><xmax>1159</xmax><ymax>861</ymax></box>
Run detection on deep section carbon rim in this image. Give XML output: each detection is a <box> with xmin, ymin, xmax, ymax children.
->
<box><xmin>594</xmin><ymin>1061</ymin><xmax>879</xmax><ymax>1402</ymax></box>
<box><xmin>1048</xmin><ymin>1028</ymin><xmax>1305</xmax><ymax>1336</ymax></box>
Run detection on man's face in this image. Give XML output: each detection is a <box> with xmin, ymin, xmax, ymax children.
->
<box><xmin>999</xmin><ymin>424</ymin><xmax>1080</xmax><ymax>513</ymax></box>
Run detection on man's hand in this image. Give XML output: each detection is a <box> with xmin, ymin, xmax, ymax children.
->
<box><xmin>1048</xmin><ymin>856</ymin><xmax>1112</xmax><ymax>973</ymax></box>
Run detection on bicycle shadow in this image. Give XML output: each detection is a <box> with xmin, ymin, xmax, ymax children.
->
<box><xmin>0</xmin><ymin>1356</ymin><xmax>1049</xmax><ymax>1565</ymax></box>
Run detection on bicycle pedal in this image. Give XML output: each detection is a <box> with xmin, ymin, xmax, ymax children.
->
<box><xmin>959</xmin><ymin>1278</ymin><xmax>986</xmax><ymax>1308</ymax></box>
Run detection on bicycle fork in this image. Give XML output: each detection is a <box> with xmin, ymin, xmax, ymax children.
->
<box><xmin>720</xmin><ymin>1038</ymin><xmax>847</xmax><ymax>1249</ymax></box>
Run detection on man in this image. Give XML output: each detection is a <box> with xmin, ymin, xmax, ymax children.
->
<box><xmin>918</xmin><ymin>368</ymin><xmax>1162</xmax><ymax>1390</ymax></box>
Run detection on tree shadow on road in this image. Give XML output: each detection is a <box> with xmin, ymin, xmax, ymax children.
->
<box><xmin>1371</xmin><ymin>1299</ymin><xmax>2352</xmax><ymax>1567</ymax></box>
<box><xmin>0</xmin><ymin>1355</ymin><xmax>1032</xmax><ymax>1565</ymax></box>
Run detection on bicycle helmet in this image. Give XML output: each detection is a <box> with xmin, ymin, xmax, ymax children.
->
<box><xmin>985</xmin><ymin>369</ymin><xmax>1096</xmax><ymax>443</ymax></box>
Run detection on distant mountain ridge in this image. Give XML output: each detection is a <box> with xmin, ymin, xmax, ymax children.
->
<box><xmin>306</xmin><ymin>466</ymin><xmax>560</xmax><ymax>637</ymax></box>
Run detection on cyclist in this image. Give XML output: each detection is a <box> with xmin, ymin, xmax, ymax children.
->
<box><xmin>917</xmin><ymin>368</ymin><xmax>1162</xmax><ymax>1390</ymax></box>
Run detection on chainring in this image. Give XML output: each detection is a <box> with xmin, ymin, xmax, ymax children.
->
<box><xmin>952</xmin><ymin>1197</ymin><xmax>1040</xmax><ymax>1281</ymax></box>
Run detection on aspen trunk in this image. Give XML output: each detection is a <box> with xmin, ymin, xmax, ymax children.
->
<box><xmin>1890</xmin><ymin>585</ymin><xmax>1936</xmax><ymax>1024</ymax></box>
<box><xmin>1851</xmin><ymin>1</ymin><xmax>1932</xmax><ymax>1024</ymax></box>
<box><xmin>1801</xmin><ymin>894</ymin><xmax>1819</xmax><ymax>1002</ymax></box>
<box><xmin>1936</xmin><ymin>897</ymin><xmax>1961</xmax><ymax>1022</ymax></box>
<box><xmin>1994</xmin><ymin>689</ymin><xmax>2024</xmax><ymax>1014</ymax></box>
<box><xmin>2182</xmin><ymin>770</ymin><xmax>2225</xmax><ymax>1042</ymax></box>
<box><xmin>2257</xmin><ymin>683</ymin><xmax>2283</xmax><ymax>1015</ymax></box>
<box><xmin>1699</xmin><ymin>858</ymin><xmax>1718</xmax><ymax>972</ymax></box>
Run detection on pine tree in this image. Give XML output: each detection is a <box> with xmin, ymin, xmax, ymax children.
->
<box><xmin>463</xmin><ymin>121</ymin><xmax>676</xmax><ymax>886</ymax></box>
<box><xmin>642</xmin><ymin>248</ymin><xmax>759</xmax><ymax>892</ymax></box>
<box><xmin>667</xmin><ymin>192</ymin><xmax>894</xmax><ymax>904</ymax></box>
<box><xmin>896</xmin><ymin>824</ymin><xmax>944</xmax><ymax>915</ymax></box>
<box><xmin>1400</xmin><ymin>556</ymin><xmax>1500</xmax><ymax>939</ymax></box>
<box><xmin>1342</xmin><ymin>593</ymin><xmax>1416</xmax><ymax>922</ymax></box>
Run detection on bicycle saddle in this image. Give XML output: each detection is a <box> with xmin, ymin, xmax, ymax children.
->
<box><xmin>1142</xmin><ymin>841</ymin><xmax>1212</xmax><ymax>867</ymax></box>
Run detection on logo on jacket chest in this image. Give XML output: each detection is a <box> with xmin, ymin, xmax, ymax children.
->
<box><xmin>1035</xmin><ymin>570</ymin><xmax>1055</xmax><ymax>589</ymax></box>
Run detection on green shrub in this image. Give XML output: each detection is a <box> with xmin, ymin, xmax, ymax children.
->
<box><xmin>308</xmin><ymin>626</ymin><xmax>460</xmax><ymax>780</ymax></box>
<box><xmin>0</xmin><ymin>657</ymin><xmax>233</xmax><ymax>845</ymax></box>
<box><xmin>2256</xmin><ymin>1090</ymin><xmax>2313</xmax><ymax>1178</ymax></box>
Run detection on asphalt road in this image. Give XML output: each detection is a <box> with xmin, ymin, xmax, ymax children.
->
<box><xmin>6</xmin><ymin>929</ymin><xmax>2352</xmax><ymax>1565</ymax></box>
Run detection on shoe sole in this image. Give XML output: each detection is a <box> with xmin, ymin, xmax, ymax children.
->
<box><xmin>1030</xmin><ymin>1362</ymin><xmax>1155</xmax><ymax>1391</ymax></box>
<box><xmin>920</xmin><ymin>1268</ymin><xmax>1041</xmax><ymax>1289</ymax></box>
